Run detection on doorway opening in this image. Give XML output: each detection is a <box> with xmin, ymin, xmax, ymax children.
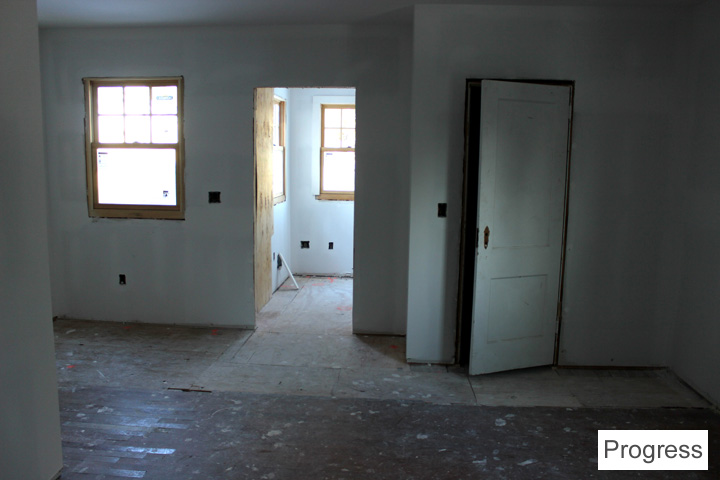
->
<box><xmin>253</xmin><ymin>87</ymin><xmax>357</xmax><ymax>332</ymax></box>
<box><xmin>456</xmin><ymin>79</ymin><xmax>574</xmax><ymax>374</ymax></box>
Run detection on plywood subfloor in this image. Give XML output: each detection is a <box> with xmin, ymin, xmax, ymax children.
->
<box><xmin>54</xmin><ymin>276</ymin><xmax>709</xmax><ymax>409</ymax></box>
<box><xmin>53</xmin><ymin>276</ymin><xmax>719</xmax><ymax>479</ymax></box>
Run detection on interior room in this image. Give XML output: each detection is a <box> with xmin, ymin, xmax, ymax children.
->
<box><xmin>2</xmin><ymin>0</ymin><xmax>720</xmax><ymax>478</ymax></box>
<box><xmin>264</xmin><ymin>87</ymin><xmax>357</xmax><ymax>295</ymax></box>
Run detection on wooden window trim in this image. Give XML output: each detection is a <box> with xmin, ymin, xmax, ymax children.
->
<box><xmin>273</xmin><ymin>98</ymin><xmax>286</xmax><ymax>205</ymax></box>
<box><xmin>318</xmin><ymin>104</ymin><xmax>355</xmax><ymax>201</ymax></box>
<box><xmin>83</xmin><ymin>76</ymin><xmax>185</xmax><ymax>219</ymax></box>
<box><xmin>315</xmin><ymin>193</ymin><xmax>354</xmax><ymax>201</ymax></box>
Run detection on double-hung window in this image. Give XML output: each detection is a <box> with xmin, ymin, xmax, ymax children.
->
<box><xmin>83</xmin><ymin>77</ymin><xmax>185</xmax><ymax>219</ymax></box>
<box><xmin>273</xmin><ymin>98</ymin><xmax>286</xmax><ymax>204</ymax></box>
<box><xmin>319</xmin><ymin>104</ymin><xmax>355</xmax><ymax>201</ymax></box>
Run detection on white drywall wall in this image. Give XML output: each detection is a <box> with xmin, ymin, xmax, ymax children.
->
<box><xmin>39</xmin><ymin>25</ymin><xmax>411</xmax><ymax>334</ymax></box>
<box><xmin>407</xmin><ymin>5</ymin><xmax>688</xmax><ymax>364</ymax></box>
<box><xmin>287</xmin><ymin>88</ymin><xmax>356</xmax><ymax>276</ymax></box>
<box><xmin>32</xmin><ymin>2</ymin><xmax>720</xmax><ymax>395</ymax></box>
<box><xmin>0</xmin><ymin>0</ymin><xmax>63</xmax><ymax>478</ymax></box>
<box><xmin>669</xmin><ymin>0</ymin><xmax>720</xmax><ymax>406</ymax></box>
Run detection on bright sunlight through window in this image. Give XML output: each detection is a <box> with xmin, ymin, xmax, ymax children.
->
<box><xmin>84</xmin><ymin>77</ymin><xmax>185</xmax><ymax>219</ymax></box>
<box><xmin>319</xmin><ymin>104</ymin><xmax>355</xmax><ymax>200</ymax></box>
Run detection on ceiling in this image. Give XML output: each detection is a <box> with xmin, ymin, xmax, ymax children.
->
<box><xmin>37</xmin><ymin>0</ymin><xmax>702</xmax><ymax>28</ymax></box>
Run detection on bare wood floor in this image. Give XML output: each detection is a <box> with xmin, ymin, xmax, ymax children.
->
<box><xmin>53</xmin><ymin>276</ymin><xmax>719</xmax><ymax>479</ymax></box>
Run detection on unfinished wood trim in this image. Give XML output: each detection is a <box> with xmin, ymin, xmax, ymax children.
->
<box><xmin>83</xmin><ymin>78</ymin><xmax>96</xmax><ymax>216</ymax></box>
<box><xmin>84</xmin><ymin>77</ymin><xmax>185</xmax><ymax>87</ymax></box>
<box><xmin>83</xmin><ymin>76</ymin><xmax>185</xmax><ymax>220</ymax></box>
<box><xmin>274</xmin><ymin>98</ymin><xmax>286</xmax><ymax>147</ymax></box>
<box><xmin>321</xmin><ymin>147</ymin><xmax>355</xmax><ymax>153</ymax></box>
<box><xmin>83</xmin><ymin>208</ymin><xmax>185</xmax><ymax>220</ymax></box>
<box><xmin>254</xmin><ymin>88</ymin><xmax>274</xmax><ymax>313</ymax></box>
<box><xmin>315</xmin><ymin>193</ymin><xmax>355</xmax><ymax>201</ymax></box>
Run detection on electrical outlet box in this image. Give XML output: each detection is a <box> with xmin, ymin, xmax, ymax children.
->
<box><xmin>209</xmin><ymin>191</ymin><xmax>221</xmax><ymax>203</ymax></box>
<box><xmin>437</xmin><ymin>203</ymin><xmax>447</xmax><ymax>218</ymax></box>
<box><xmin>119</xmin><ymin>274</ymin><xmax>126</xmax><ymax>285</ymax></box>
<box><xmin>301</xmin><ymin>241</ymin><xmax>310</xmax><ymax>249</ymax></box>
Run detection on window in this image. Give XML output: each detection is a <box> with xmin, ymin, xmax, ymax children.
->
<box><xmin>273</xmin><ymin>98</ymin><xmax>286</xmax><ymax>204</ymax></box>
<box><xmin>318</xmin><ymin>104</ymin><xmax>355</xmax><ymax>200</ymax></box>
<box><xmin>83</xmin><ymin>77</ymin><xmax>185</xmax><ymax>219</ymax></box>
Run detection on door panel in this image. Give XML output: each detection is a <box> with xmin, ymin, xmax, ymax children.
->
<box><xmin>487</xmin><ymin>275</ymin><xmax>547</xmax><ymax>342</ymax></box>
<box><xmin>469</xmin><ymin>80</ymin><xmax>571</xmax><ymax>375</ymax></box>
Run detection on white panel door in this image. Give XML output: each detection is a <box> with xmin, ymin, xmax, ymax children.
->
<box><xmin>469</xmin><ymin>80</ymin><xmax>571</xmax><ymax>375</ymax></box>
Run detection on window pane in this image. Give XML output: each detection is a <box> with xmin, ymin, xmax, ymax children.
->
<box><xmin>98</xmin><ymin>115</ymin><xmax>125</xmax><ymax>143</ymax></box>
<box><xmin>152</xmin><ymin>86</ymin><xmax>178</xmax><ymax>114</ymax></box>
<box><xmin>324</xmin><ymin>128</ymin><xmax>342</xmax><ymax>148</ymax></box>
<box><xmin>124</xmin><ymin>86</ymin><xmax>150</xmax><ymax>115</ymax></box>
<box><xmin>273</xmin><ymin>104</ymin><xmax>280</xmax><ymax>145</ymax></box>
<box><xmin>323</xmin><ymin>151</ymin><xmax>355</xmax><ymax>192</ymax></box>
<box><xmin>152</xmin><ymin>116</ymin><xmax>178</xmax><ymax>143</ymax></box>
<box><xmin>341</xmin><ymin>129</ymin><xmax>356</xmax><ymax>148</ymax></box>
<box><xmin>324</xmin><ymin>108</ymin><xmax>342</xmax><ymax>128</ymax></box>
<box><xmin>273</xmin><ymin>146</ymin><xmax>284</xmax><ymax>197</ymax></box>
<box><xmin>273</xmin><ymin>127</ymin><xmax>280</xmax><ymax>146</ymax></box>
<box><xmin>273</xmin><ymin>102</ymin><xmax>282</xmax><ymax>146</ymax></box>
<box><xmin>341</xmin><ymin>108</ymin><xmax>355</xmax><ymax>129</ymax></box>
<box><xmin>96</xmin><ymin>148</ymin><xmax>177</xmax><ymax>205</ymax></box>
<box><xmin>97</xmin><ymin>87</ymin><xmax>124</xmax><ymax>115</ymax></box>
<box><xmin>125</xmin><ymin>116</ymin><xmax>151</xmax><ymax>143</ymax></box>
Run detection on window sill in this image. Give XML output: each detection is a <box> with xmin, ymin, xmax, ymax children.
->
<box><xmin>273</xmin><ymin>194</ymin><xmax>287</xmax><ymax>205</ymax></box>
<box><xmin>89</xmin><ymin>207</ymin><xmax>185</xmax><ymax>220</ymax></box>
<box><xmin>315</xmin><ymin>193</ymin><xmax>354</xmax><ymax>201</ymax></box>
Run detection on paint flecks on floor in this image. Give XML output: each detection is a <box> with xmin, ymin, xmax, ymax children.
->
<box><xmin>54</xmin><ymin>275</ymin><xmax>711</xmax><ymax>410</ymax></box>
<box><xmin>57</xmin><ymin>385</ymin><xmax>720</xmax><ymax>480</ymax></box>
